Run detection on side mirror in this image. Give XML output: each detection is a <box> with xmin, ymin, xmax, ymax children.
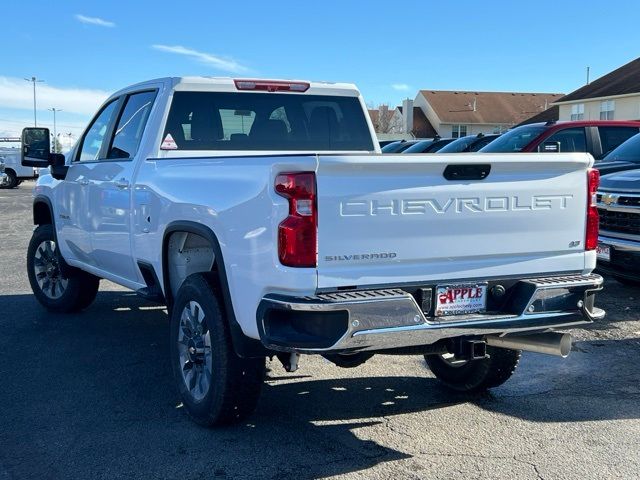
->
<box><xmin>539</xmin><ymin>141</ymin><xmax>561</xmax><ymax>153</ymax></box>
<box><xmin>21</xmin><ymin>127</ymin><xmax>51</xmax><ymax>167</ymax></box>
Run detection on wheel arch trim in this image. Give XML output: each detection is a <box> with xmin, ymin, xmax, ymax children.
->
<box><xmin>33</xmin><ymin>195</ymin><xmax>55</xmax><ymax>226</ymax></box>
<box><xmin>162</xmin><ymin>220</ymin><xmax>268</xmax><ymax>358</ymax></box>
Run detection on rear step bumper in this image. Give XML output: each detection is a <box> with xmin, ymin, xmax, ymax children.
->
<box><xmin>257</xmin><ymin>274</ymin><xmax>605</xmax><ymax>353</ymax></box>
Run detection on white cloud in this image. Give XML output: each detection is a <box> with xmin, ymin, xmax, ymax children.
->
<box><xmin>0</xmin><ymin>116</ymin><xmax>89</xmax><ymax>142</ymax></box>
<box><xmin>75</xmin><ymin>14</ymin><xmax>115</xmax><ymax>27</ymax></box>
<box><xmin>391</xmin><ymin>83</ymin><xmax>411</xmax><ymax>91</ymax></box>
<box><xmin>0</xmin><ymin>77</ymin><xmax>110</xmax><ymax>116</ymax></box>
<box><xmin>152</xmin><ymin>44</ymin><xmax>248</xmax><ymax>73</ymax></box>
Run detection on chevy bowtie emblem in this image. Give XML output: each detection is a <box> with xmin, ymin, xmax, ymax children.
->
<box><xmin>601</xmin><ymin>193</ymin><xmax>619</xmax><ymax>206</ymax></box>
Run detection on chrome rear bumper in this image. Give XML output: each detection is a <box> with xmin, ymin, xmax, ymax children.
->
<box><xmin>258</xmin><ymin>274</ymin><xmax>604</xmax><ymax>353</ymax></box>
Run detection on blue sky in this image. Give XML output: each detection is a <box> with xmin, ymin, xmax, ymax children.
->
<box><xmin>2</xmin><ymin>0</ymin><xmax>640</xmax><ymax>142</ymax></box>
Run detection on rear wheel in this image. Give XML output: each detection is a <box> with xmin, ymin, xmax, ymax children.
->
<box><xmin>425</xmin><ymin>346</ymin><xmax>521</xmax><ymax>393</ymax></box>
<box><xmin>613</xmin><ymin>276</ymin><xmax>640</xmax><ymax>287</ymax></box>
<box><xmin>27</xmin><ymin>224</ymin><xmax>100</xmax><ymax>312</ymax></box>
<box><xmin>170</xmin><ymin>273</ymin><xmax>265</xmax><ymax>426</ymax></box>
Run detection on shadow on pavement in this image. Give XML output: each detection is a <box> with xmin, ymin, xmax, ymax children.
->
<box><xmin>0</xmin><ymin>291</ymin><xmax>638</xmax><ymax>479</ymax></box>
<box><xmin>476</xmin><ymin>337</ymin><xmax>640</xmax><ymax>423</ymax></box>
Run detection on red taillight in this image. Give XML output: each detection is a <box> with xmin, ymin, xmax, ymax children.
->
<box><xmin>586</xmin><ymin>168</ymin><xmax>600</xmax><ymax>251</ymax></box>
<box><xmin>234</xmin><ymin>79</ymin><xmax>310</xmax><ymax>93</ymax></box>
<box><xmin>275</xmin><ymin>172</ymin><xmax>317</xmax><ymax>267</ymax></box>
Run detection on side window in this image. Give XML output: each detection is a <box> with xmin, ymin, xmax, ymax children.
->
<box><xmin>269</xmin><ymin>106</ymin><xmax>291</xmax><ymax>132</ymax></box>
<box><xmin>598</xmin><ymin>127</ymin><xmax>639</xmax><ymax>156</ymax></box>
<box><xmin>77</xmin><ymin>100</ymin><xmax>119</xmax><ymax>162</ymax></box>
<box><xmin>544</xmin><ymin>127</ymin><xmax>586</xmax><ymax>153</ymax></box>
<box><xmin>219</xmin><ymin>109</ymin><xmax>256</xmax><ymax>139</ymax></box>
<box><xmin>107</xmin><ymin>91</ymin><xmax>157</xmax><ymax>159</ymax></box>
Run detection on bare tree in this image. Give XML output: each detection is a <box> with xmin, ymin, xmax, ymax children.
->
<box><xmin>369</xmin><ymin>104</ymin><xmax>403</xmax><ymax>134</ymax></box>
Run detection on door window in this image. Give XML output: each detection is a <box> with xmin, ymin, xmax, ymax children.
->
<box><xmin>598</xmin><ymin>126</ymin><xmax>639</xmax><ymax>156</ymax></box>
<box><xmin>543</xmin><ymin>127</ymin><xmax>586</xmax><ymax>153</ymax></box>
<box><xmin>77</xmin><ymin>100</ymin><xmax>119</xmax><ymax>162</ymax></box>
<box><xmin>107</xmin><ymin>91</ymin><xmax>157</xmax><ymax>159</ymax></box>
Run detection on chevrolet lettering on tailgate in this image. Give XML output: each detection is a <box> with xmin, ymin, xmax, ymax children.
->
<box><xmin>340</xmin><ymin>195</ymin><xmax>573</xmax><ymax>216</ymax></box>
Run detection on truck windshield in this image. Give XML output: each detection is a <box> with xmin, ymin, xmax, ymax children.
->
<box><xmin>601</xmin><ymin>133</ymin><xmax>640</xmax><ymax>163</ymax></box>
<box><xmin>162</xmin><ymin>92</ymin><xmax>374</xmax><ymax>151</ymax></box>
<box><xmin>479</xmin><ymin>125</ymin><xmax>547</xmax><ymax>153</ymax></box>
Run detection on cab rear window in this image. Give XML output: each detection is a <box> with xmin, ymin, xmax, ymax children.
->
<box><xmin>162</xmin><ymin>91</ymin><xmax>374</xmax><ymax>151</ymax></box>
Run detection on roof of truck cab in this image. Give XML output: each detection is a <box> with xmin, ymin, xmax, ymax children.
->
<box><xmin>110</xmin><ymin>77</ymin><xmax>362</xmax><ymax>101</ymax></box>
<box><xmin>172</xmin><ymin>77</ymin><xmax>361</xmax><ymax>96</ymax></box>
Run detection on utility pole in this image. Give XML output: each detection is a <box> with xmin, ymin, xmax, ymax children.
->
<box><xmin>586</xmin><ymin>66</ymin><xmax>590</xmax><ymax>85</ymax></box>
<box><xmin>48</xmin><ymin>108</ymin><xmax>62</xmax><ymax>152</ymax></box>
<box><xmin>24</xmin><ymin>76</ymin><xmax>45</xmax><ymax>126</ymax></box>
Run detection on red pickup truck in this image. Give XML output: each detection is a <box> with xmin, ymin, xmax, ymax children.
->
<box><xmin>480</xmin><ymin>120</ymin><xmax>640</xmax><ymax>159</ymax></box>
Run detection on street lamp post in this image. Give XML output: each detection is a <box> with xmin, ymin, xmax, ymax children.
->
<box><xmin>48</xmin><ymin>108</ymin><xmax>62</xmax><ymax>153</ymax></box>
<box><xmin>24</xmin><ymin>76</ymin><xmax>45</xmax><ymax>127</ymax></box>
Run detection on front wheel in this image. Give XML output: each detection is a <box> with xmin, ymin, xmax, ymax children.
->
<box><xmin>170</xmin><ymin>273</ymin><xmax>265</xmax><ymax>426</ymax></box>
<box><xmin>27</xmin><ymin>224</ymin><xmax>100</xmax><ymax>313</ymax></box>
<box><xmin>1</xmin><ymin>170</ymin><xmax>17</xmax><ymax>189</ymax></box>
<box><xmin>425</xmin><ymin>345</ymin><xmax>521</xmax><ymax>393</ymax></box>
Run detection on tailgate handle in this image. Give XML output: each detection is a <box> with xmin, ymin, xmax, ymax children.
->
<box><xmin>443</xmin><ymin>164</ymin><xmax>491</xmax><ymax>181</ymax></box>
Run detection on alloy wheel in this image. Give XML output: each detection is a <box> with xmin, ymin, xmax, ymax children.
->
<box><xmin>33</xmin><ymin>240</ymin><xmax>68</xmax><ymax>299</ymax></box>
<box><xmin>177</xmin><ymin>300</ymin><xmax>213</xmax><ymax>401</ymax></box>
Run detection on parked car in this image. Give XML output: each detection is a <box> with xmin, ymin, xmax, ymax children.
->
<box><xmin>479</xmin><ymin>121</ymin><xmax>640</xmax><ymax>159</ymax></box>
<box><xmin>595</xmin><ymin>132</ymin><xmax>640</xmax><ymax>175</ymax></box>
<box><xmin>596</xmin><ymin>168</ymin><xmax>640</xmax><ymax>285</ymax></box>
<box><xmin>0</xmin><ymin>149</ymin><xmax>38</xmax><ymax>188</ymax></box>
<box><xmin>381</xmin><ymin>139</ymin><xmax>421</xmax><ymax>153</ymax></box>
<box><xmin>437</xmin><ymin>134</ymin><xmax>500</xmax><ymax>153</ymax></box>
<box><xmin>403</xmin><ymin>138</ymin><xmax>455</xmax><ymax>153</ymax></box>
<box><xmin>21</xmin><ymin>76</ymin><xmax>604</xmax><ymax>427</ymax></box>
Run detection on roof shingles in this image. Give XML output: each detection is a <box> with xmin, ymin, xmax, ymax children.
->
<box><xmin>420</xmin><ymin>90</ymin><xmax>563</xmax><ymax>125</ymax></box>
<box><xmin>556</xmin><ymin>57</ymin><xmax>640</xmax><ymax>103</ymax></box>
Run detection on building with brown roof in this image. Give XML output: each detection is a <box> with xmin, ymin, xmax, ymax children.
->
<box><xmin>414</xmin><ymin>90</ymin><xmax>563</xmax><ymax>138</ymax></box>
<box><xmin>554</xmin><ymin>57</ymin><xmax>640</xmax><ymax>121</ymax></box>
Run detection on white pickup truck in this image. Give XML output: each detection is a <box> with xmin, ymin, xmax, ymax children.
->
<box><xmin>21</xmin><ymin>77</ymin><xmax>604</xmax><ymax>426</ymax></box>
<box><xmin>0</xmin><ymin>147</ymin><xmax>38</xmax><ymax>188</ymax></box>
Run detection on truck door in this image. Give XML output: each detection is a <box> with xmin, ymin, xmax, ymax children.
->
<box><xmin>85</xmin><ymin>90</ymin><xmax>157</xmax><ymax>282</ymax></box>
<box><xmin>56</xmin><ymin>98</ymin><xmax>121</xmax><ymax>268</ymax></box>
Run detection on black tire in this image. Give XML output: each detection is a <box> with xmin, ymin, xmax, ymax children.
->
<box><xmin>170</xmin><ymin>273</ymin><xmax>264</xmax><ymax>426</ymax></box>
<box><xmin>2</xmin><ymin>170</ymin><xmax>18</xmax><ymax>189</ymax></box>
<box><xmin>425</xmin><ymin>346</ymin><xmax>521</xmax><ymax>393</ymax></box>
<box><xmin>27</xmin><ymin>224</ymin><xmax>100</xmax><ymax>313</ymax></box>
<box><xmin>613</xmin><ymin>275</ymin><xmax>640</xmax><ymax>287</ymax></box>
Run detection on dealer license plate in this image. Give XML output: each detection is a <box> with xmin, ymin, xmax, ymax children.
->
<box><xmin>435</xmin><ymin>283</ymin><xmax>488</xmax><ymax>316</ymax></box>
<box><xmin>596</xmin><ymin>243</ymin><xmax>611</xmax><ymax>262</ymax></box>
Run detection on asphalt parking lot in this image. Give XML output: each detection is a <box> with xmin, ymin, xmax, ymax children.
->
<box><xmin>1</xmin><ymin>183</ymin><xmax>639</xmax><ymax>480</ymax></box>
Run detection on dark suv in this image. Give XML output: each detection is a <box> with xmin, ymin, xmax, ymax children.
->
<box><xmin>480</xmin><ymin>121</ymin><xmax>640</xmax><ymax>159</ymax></box>
<box><xmin>596</xmin><ymin>168</ymin><xmax>640</xmax><ymax>285</ymax></box>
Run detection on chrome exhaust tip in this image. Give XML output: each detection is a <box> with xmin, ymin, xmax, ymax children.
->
<box><xmin>486</xmin><ymin>332</ymin><xmax>572</xmax><ymax>358</ymax></box>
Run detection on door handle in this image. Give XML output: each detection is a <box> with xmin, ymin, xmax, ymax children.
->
<box><xmin>443</xmin><ymin>164</ymin><xmax>491</xmax><ymax>181</ymax></box>
<box><xmin>78</xmin><ymin>179</ymin><xmax>90</xmax><ymax>186</ymax></box>
<box><xmin>115</xmin><ymin>178</ymin><xmax>130</xmax><ymax>190</ymax></box>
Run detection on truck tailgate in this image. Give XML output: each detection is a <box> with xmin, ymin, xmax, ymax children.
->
<box><xmin>316</xmin><ymin>153</ymin><xmax>592</xmax><ymax>289</ymax></box>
